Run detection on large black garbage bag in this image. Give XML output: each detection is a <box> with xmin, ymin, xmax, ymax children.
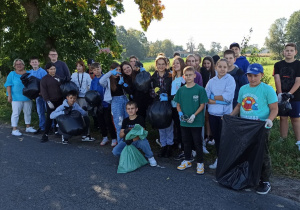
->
<box><xmin>147</xmin><ymin>101</ymin><xmax>172</xmax><ymax>129</ymax></box>
<box><xmin>134</xmin><ymin>71</ymin><xmax>151</xmax><ymax>93</ymax></box>
<box><xmin>278</xmin><ymin>93</ymin><xmax>294</xmax><ymax>116</ymax></box>
<box><xmin>20</xmin><ymin>73</ymin><xmax>31</xmax><ymax>86</ymax></box>
<box><xmin>85</xmin><ymin>90</ymin><xmax>101</xmax><ymax>107</ymax></box>
<box><xmin>56</xmin><ymin>110</ymin><xmax>86</xmax><ymax>135</ymax></box>
<box><xmin>60</xmin><ymin>81</ymin><xmax>79</xmax><ymax>97</ymax></box>
<box><xmin>216</xmin><ymin>115</ymin><xmax>266</xmax><ymax>190</ymax></box>
<box><xmin>21</xmin><ymin>73</ymin><xmax>41</xmax><ymax>100</ymax></box>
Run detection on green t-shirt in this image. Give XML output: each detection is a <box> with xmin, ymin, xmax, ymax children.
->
<box><xmin>174</xmin><ymin>84</ymin><xmax>208</xmax><ymax>127</ymax></box>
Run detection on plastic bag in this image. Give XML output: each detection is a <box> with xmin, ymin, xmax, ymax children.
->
<box><xmin>22</xmin><ymin>76</ymin><xmax>41</xmax><ymax>100</ymax></box>
<box><xmin>56</xmin><ymin>110</ymin><xmax>86</xmax><ymax>136</ymax></box>
<box><xmin>134</xmin><ymin>71</ymin><xmax>151</xmax><ymax>93</ymax></box>
<box><xmin>85</xmin><ymin>90</ymin><xmax>101</xmax><ymax>107</ymax></box>
<box><xmin>60</xmin><ymin>81</ymin><xmax>79</xmax><ymax>97</ymax></box>
<box><xmin>125</xmin><ymin>124</ymin><xmax>148</xmax><ymax>140</ymax></box>
<box><xmin>117</xmin><ymin>144</ymin><xmax>148</xmax><ymax>173</ymax></box>
<box><xmin>147</xmin><ymin>101</ymin><xmax>172</xmax><ymax>129</ymax></box>
<box><xmin>278</xmin><ymin>93</ymin><xmax>294</xmax><ymax>116</ymax></box>
<box><xmin>216</xmin><ymin>115</ymin><xmax>266</xmax><ymax>190</ymax></box>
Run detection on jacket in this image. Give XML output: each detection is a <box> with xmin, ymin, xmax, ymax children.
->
<box><xmin>50</xmin><ymin>99</ymin><xmax>87</xmax><ymax>119</ymax></box>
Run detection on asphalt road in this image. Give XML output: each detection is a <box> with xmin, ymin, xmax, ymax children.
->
<box><xmin>1</xmin><ymin>124</ymin><xmax>299</xmax><ymax>210</ymax></box>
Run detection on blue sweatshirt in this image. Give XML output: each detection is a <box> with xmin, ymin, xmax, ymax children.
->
<box><xmin>27</xmin><ymin>67</ymin><xmax>47</xmax><ymax>80</ymax></box>
<box><xmin>50</xmin><ymin>99</ymin><xmax>87</xmax><ymax>119</ymax></box>
<box><xmin>90</xmin><ymin>75</ymin><xmax>109</xmax><ymax>107</ymax></box>
<box><xmin>234</xmin><ymin>56</ymin><xmax>250</xmax><ymax>74</ymax></box>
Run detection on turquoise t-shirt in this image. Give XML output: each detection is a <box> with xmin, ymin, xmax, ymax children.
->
<box><xmin>238</xmin><ymin>83</ymin><xmax>277</xmax><ymax>121</ymax></box>
<box><xmin>4</xmin><ymin>71</ymin><xmax>30</xmax><ymax>101</ymax></box>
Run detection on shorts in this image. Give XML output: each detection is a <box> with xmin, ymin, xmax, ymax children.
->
<box><xmin>279</xmin><ymin>101</ymin><xmax>300</xmax><ymax>118</ymax></box>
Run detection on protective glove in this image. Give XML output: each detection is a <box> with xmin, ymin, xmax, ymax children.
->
<box><xmin>118</xmin><ymin>76</ymin><xmax>124</xmax><ymax>85</ymax></box>
<box><xmin>210</xmin><ymin>94</ymin><xmax>215</xmax><ymax>100</ymax></box>
<box><xmin>140</xmin><ymin>67</ymin><xmax>146</xmax><ymax>72</ymax></box>
<box><xmin>123</xmin><ymin>83</ymin><xmax>128</xmax><ymax>87</ymax></box>
<box><xmin>277</xmin><ymin>93</ymin><xmax>282</xmax><ymax>102</ymax></box>
<box><xmin>64</xmin><ymin>106</ymin><xmax>73</xmax><ymax>115</ymax></box>
<box><xmin>187</xmin><ymin>114</ymin><xmax>196</xmax><ymax>123</ymax></box>
<box><xmin>178</xmin><ymin>111</ymin><xmax>183</xmax><ymax>121</ymax></box>
<box><xmin>124</xmin><ymin>128</ymin><xmax>131</xmax><ymax>136</ymax></box>
<box><xmin>160</xmin><ymin>93</ymin><xmax>168</xmax><ymax>102</ymax></box>
<box><xmin>265</xmin><ymin>119</ymin><xmax>273</xmax><ymax>129</ymax></box>
<box><xmin>154</xmin><ymin>87</ymin><xmax>160</xmax><ymax>94</ymax></box>
<box><xmin>282</xmin><ymin>92</ymin><xmax>293</xmax><ymax>102</ymax></box>
<box><xmin>47</xmin><ymin>101</ymin><xmax>55</xmax><ymax>109</ymax></box>
<box><xmin>216</xmin><ymin>100</ymin><xmax>229</xmax><ymax>105</ymax></box>
<box><xmin>125</xmin><ymin>139</ymin><xmax>133</xmax><ymax>145</ymax></box>
<box><xmin>111</xmin><ymin>68</ymin><xmax>121</xmax><ymax>76</ymax></box>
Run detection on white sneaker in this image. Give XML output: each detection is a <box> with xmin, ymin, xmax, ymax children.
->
<box><xmin>100</xmin><ymin>137</ymin><xmax>109</xmax><ymax>146</ymax></box>
<box><xmin>26</xmin><ymin>127</ymin><xmax>37</xmax><ymax>133</ymax></box>
<box><xmin>197</xmin><ymin>163</ymin><xmax>204</xmax><ymax>174</ymax></box>
<box><xmin>82</xmin><ymin>135</ymin><xmax>95</xmax><ymax>142</ymax></box>
<box><xmin>208</xmin><ymin>139</ymin><xmax>215</xmax><ymax>145</ymax></box>
<box><xmin>148</xmin><ymin>157</ymin><xmax>157</xmax><ymax>167</ymax></box>
<box><xmin>111</xmin><ymin>139</ymin><xmax>117</xmax><ymax>147</ymax></box>
<box><xmin>12</xmin><ymin>130</ymin><xmax>22</xmax><ymax>136</ymax></box>
<box><xmin>203</xmin><ymin>146</ymin><xmax>209</xmax><ymax>154</ymax></box>
<box><xmin>209</xmin><ymin>158</ymin><xmax>218</xmax><ymax>169</ymax></box>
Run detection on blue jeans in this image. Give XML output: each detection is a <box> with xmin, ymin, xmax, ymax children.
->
<box><xmin>36</xmin><ymin>96</ymin><xmax>46</xmax><ymax>130</ymax></box>
<box><xmin>111</xmin><ymin>95</ymin><xmax>128</xmax><ymax>143</ymax></box>
<box><xmin>112</xmin><ymin>138</ymin><xmax>154</xmax><ymax>158</ymax></box>
<box><xmin>159</xmin><ymin>121</ymin><xmax>174</xmax><ymax>147</ymax></box>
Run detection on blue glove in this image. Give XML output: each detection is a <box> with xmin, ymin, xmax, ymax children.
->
<box><xmin>210</xmin><ymin>94</ymin><xmax>215</xmax><ymax>100</ymax></box>
<box><xmin>160</xmin><ymin>93</ymin><xmax>168</xmax><ymax>102</ymax></box>
<box><xmin>123</xmin><ymin>83</ymin><xmax>128</xmax><ymax>87</ymax></box>
<box><xmin>178</xmin><ymin>111</ymin><xmax>183</xmax><ymax>121</ymax></box>
<box><xmin>118</xmin><ymin>76</ymin><xmax>124</xmax><ymax>85</ymax></box>
<box><xmin>111</xmin><ymin>68</ymin><xmax>121</xmax><ymax>76</ymax></box>
<box><xmin>216</xmin><ymin>100</ymin><xmax>229</xmax><ymax>105</ymax></box>
<box><xmin>140</xmin><ymin>67</ymin><xmax>146</xmax><ymax>72</ymax></box>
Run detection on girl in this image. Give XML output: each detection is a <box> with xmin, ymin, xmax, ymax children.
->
<box><xmin>71</xmin><ymin>60</ymin><xmax>92</xmax><ymax>108</ymax></box>
<box><xmin>185</xmin><ymin>54</ymin><xmax>203</xmax><ymax>87</ymax></box>
<box><xmin>205</xmin><ymin>59</ymin><xmax>235</xmax><ymax>169</ymax></box>
<box><xmin>194</xmin><ymin>54</ymin><xmax>202</xmax><ymax>73</ymax></box>
<box><xmin>99</xmin><ymin>62</ymin><xmax>128</xmax><ymax>146</ymax></box>
<box><xmin>4</xmin><ymin>59</ymin><xmax>37</xmax><ymax>136</ymax></box>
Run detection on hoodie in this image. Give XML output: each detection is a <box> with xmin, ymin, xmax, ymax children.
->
<box><xmin>50</xmin><ymin>99</ymin><xmax>87</xmax><ymax>119</ymax></box>
<box><xmin>234</xmin><ymin>56</ymin><xmax>250</xmax><ymax>74</ymax></box>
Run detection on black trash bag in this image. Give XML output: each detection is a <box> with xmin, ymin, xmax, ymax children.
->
<box><xmin>147</xmin><ymin>101</ymin><xmax>172</xmax><ymax>129</ymax></box>
<box><xmin>85</xmin><ymin>90</ymin><xmax>102</xmax><ymax>107</ymax></box>
<box><xmin>56</xmin><ymin>110</ymin><xmax>86</xmax><ymax>136</ymax></box>
<box><xmin>216</xmin><ymin>115</ymin><xmax>266</xmax><ymax>190</ymax></box>
<box><xmin>60</xmin><ymin>81</ymin><xmax>79</xmax><ymax>97</ymax></box>
<box><xmin>20</xmin><ymin>73</ymin><xmax>31</xmax><ymax>86</ymax></box>
<box><xmin>278</xmin><ymin>93</ymin><xmax>294</xmax><ymax>116</ymax></box>
<box><xmin>134</xmin><ymin>71</ymin><xmax>151</xmax><ymax>93</ymax></box>
<box><xmin>22</xmin><ymin>76</ymin><xmax>41</xmax><ymax>100</ymax></box>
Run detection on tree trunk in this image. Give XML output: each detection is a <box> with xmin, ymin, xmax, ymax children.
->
<box><xmin>20</xmin><ymin>1</ymin><xmax>40</xmax><ymax>23</ymax></box>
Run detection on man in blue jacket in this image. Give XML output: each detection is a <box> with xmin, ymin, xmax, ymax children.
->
<box><xmin>230</xmin><ymin>42</ymin><xmax>250</xmax><ymax>74</ymax></box>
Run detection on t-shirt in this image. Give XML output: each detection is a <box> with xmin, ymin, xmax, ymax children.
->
<box><xmin>274</xmin><ymin>60</ymin><xmax>300</xmax><ymax>101</ymax></box>
<box><xmin>238</xmin><ymin>83</ymin><xmax>277</xmax><ymax>121</ymax></box>
<box><xmin>174</xmin><ymin>84</ymin><xmax>208</xmax><ymax>127</ymax></box>
<box><xmin>171</xmin><ymin>76</ymin><xmax>185</xmax><ymax>107</ymax></box>
<box><xmin>4</xmin><ymin>71</ymin><xmax>30</xmax><ymax>101</ymax></box>
<box><xmin>121</xmin><ymin>115</ymin><xmax>145</xmax><ymax>130</ymax></box>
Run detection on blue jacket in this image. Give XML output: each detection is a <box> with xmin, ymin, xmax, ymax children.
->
<box><xmin>50</xmin><ymin>99</ymin><xmax>87</xmax><ymax>119</ymax></box>
<box><xmin>27</xmin><ymin>67</ymin><xmax>47</xmax><ymax>80</ymax></box>
<box><xmin>90</xmin><ymin>75</ymin><xmax>109</xmax><ymax>107</ymax></box>
<box><xmin>234</xmin><ymin>56</ymin><xmax>250</xmax><ymax>74</ymax></box>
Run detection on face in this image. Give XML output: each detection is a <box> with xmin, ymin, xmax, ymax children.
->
<box><xmin>66</xmin><ymin>95</ymin><xmax>77</xmax><ymax>106</ymax></box>
<box><xmin>14</xmin><ymin>60</ymin><xmax>25</xmax><ymax>71</ymax></box>
<box><xmin>112</xmin><ymin>66</ymin><xmax>121</xmax><ymax>78</ymax></box>
<box><xmin>216</xmin><ymin>61</ymin><xmax>228</xmax><ymax>78</ymax></box>
<box><xmin>47</xmin><ymin>66</ymin><xmax>56</xmax><ymax>76</ymax></box>
<box><xmin>183</xmin><ymin>70</ymin><xmax>196</xmax><ymax>83</ymax></box>
<box><xmin>122</xmin><ymin>64</ymin><xmax>132</xmax><ymax>76</ymax></box>
<box><xmin>186</xmin><ymin>57</ymin><xmax>196</xmax><ymax>67</ymax></box>
<box><xmin>156</xmin><ymin>59</ymin><xmax>166</xmax><ymax>72</ymax></box>
<box><xmin>224</xmin><ymin>54</ymin><xmax>235</xmax><ymax>68</ymax></box>
<box><xmin>247</xmin><ymin>73</ymin><xmax>263</xmax><ymax>87</ymax></box>
<box><xmin>231</xmin><ymin>47</ymin><xmax>240</xmax><ymax>58</ymax></box>
<box><xmin>77</xmin><ymin>64</ymin><xmax>84</xmax><ymax>73</ymax></box>
<box><xmin>30</xmin><ymin>59</ymin><xmax>40</xmax><ymax>69</ymax></box>
<box><xmin>283</xmin><ymin>46</ymin><xmax>297</xmax><ymax>60</ymax></box>
<box><xmin>203</xmin><ymin>60</ymin><xmax>211</xmax><ymax>70</ymax></box>
<box><xmin>129</xmin><ymin>58</ymin><xmax>137</xmax><ymax>70</ymax></box>
<box><xmin>126</xmin><ymin>104</ymin><xmax>138</xmax><ymax>116</ymax></box>
<box><xmin>48</xmin><ymin>51</ymin><xmax>58</xmax><ymax>62</ymax></box>
<box><xmin>173</xmin><ymin>59</ymin><xmax>181</xmax><ymax>72</ymax></box>
<box><xmin>195</xmin><ymin>56</ymin><xmax>201</xmax><ymax>67</ymax></box>
<box><xmin>93</xmin><ymin>67</ymin><xmax>102</xmax><ymax>77</ymax></box>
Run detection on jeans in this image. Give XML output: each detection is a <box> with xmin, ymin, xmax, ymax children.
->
<box><xmin>112</xmin><ymin>138</ymin><xmax>154</xmax><ymax>158</ymax></box>
<box><xmin>159</xmin><ymin>121</ymin><xmax>174</xmax><ymax>147</ymax></box>
<box><xmin>36</xmin><ymin>96</ymin><xmax>46</xmax><ymax>130</ymax></box>
<box><xmin>209</xmin><ymin>114</ymin><xmax>223</xmax><ymax>156</ymax></box>
<box><xmin>181</xmin><ymin>126</ymin><xmax>203</xmax><ymax>163</ymax></box>
<box><xmin>111</xmin><ymin>95</ymin><xmax>128</xmax><ymax>143</ymax></box>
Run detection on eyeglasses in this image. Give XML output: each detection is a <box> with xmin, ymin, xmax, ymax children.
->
<box><xmin>49</xmin><ymin>54</ymin><xmax>58</xmax><ymax>56</ymax></box>
<box><xmin>15</xmin><ymin>63</ymin><xmax>24</xmax><ymax>66</ymax></box>
<box><xmin>184</xmin><ymin>74</ymin><xmax>194</xmax><ymax>77</ymax></box>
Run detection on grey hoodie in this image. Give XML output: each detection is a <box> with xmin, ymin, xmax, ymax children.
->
<box><xmin>50</xmin><ymin>99</ymin><xmax>87</xmax><ymax>119</ymax></box>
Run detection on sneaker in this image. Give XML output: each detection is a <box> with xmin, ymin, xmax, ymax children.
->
<box><xmin>174</xmin><ymin>151</ymin><xmax>185</xmax><ymax>161</ymax></box>
<box><xmin>197</xmin><ymin>163</ymin><xmax>204</xmax><ymax>175</ymax></box>
<box><xmin>54</xmin><ymin>131</ymin><xmax>61</xmax><ymax>137</ymax></box>
<box><xmin>100</xmin><ymin>137</ymin><xmax>109</xmax><ymax>146</ymax></box>
<box><xmin>256</xmin><ymin>181</ymin><xmax>271</xmax><ymax>195</ymax></box>
<box><xmin>82</xmin><ymin>135</ymin><xmax>95</xmax><ymax>142</ymax></box>
<box><xmin>12</xmin><ymin>130</ymin><xmax>22</xmax><ymax>136</ymax></box>
<box><xmin>296</xmin><ymin>141</ymin><xmax>300</xmax><ymax>151</ymax></box>
<box><xmin>177</xmin><ymin>160</ymin><xmax>192</xmax><ymax>170</ymax></box>
<box><xmin>209</xmin><ymin>158</ymin><xmax>218</xmax><ymax>169</ymax></box>
<box><xmin>148</xmin><ymin>157</ymin><xmax>157</xmax><ymax>167</ymax></box>
<box><xmin>192</xmin><ymin>150</ymin><xmax>196</xmax><ymax>158</ymax></box>
<box><xmin>156</xmin><ymin>139</ymin><xmax>162</xmax><ymax>147</ymax></box>
<box><xmin>25</xmin><ymin>127</ymin><xmax>37</xmax><ymax>133</ymax></box>
<box><xmin>62</xmin><ymin>136</ymin><xmax>68</xmax><ymax>145</ymax></box>
<box><xmin>41</xmin><ymin>134</ymin><xmax>48</xmax><ymax>143</ymax></box>
<box><xmin>207</xmin><ymin>139</ymin><xmax>215</xmax><ymax>145</ymax></box>
<box><xmin>34</xmin><ymin>128</ymin><xmax>44</xmax><ymax>135</ymax></box>
<box><xmin>111</xmin><ymin>139</ymin><xmax>117</xmax><ymax>147</ymax></box>
<box><xmin>203</xmin><ymin>146</ymin><xmax>209</xmax><ymax>154</ymax></box>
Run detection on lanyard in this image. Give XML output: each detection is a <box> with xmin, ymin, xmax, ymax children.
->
<box><xmin>77</xmin><ymin>72</ymin><xmax>84</xmax><ymax>89</ymax></box>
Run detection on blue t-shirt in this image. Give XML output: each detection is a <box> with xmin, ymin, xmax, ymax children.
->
<box><xmin>238</xmin><ymin>83</ymin><xmax>277</xmax><ymax>121</ymax></box>
<box><xmin>27</xmin><ymin>67</ymin><xmax>47</xmax><ymax>80</ymax></box>
<box><xmin>90</xmin><ymin>75</ymin><xmax>109</xmax><ymax>107</ymax></box>
<box><xmin>4</xmin><ymin>71</ymin><xmax>30</xmax><ymax>101</ymax></box>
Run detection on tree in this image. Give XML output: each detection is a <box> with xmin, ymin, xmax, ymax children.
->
<box><xmin>265</xmin><ymin>18</ymin><xmax>287</xmax><ymax>59</ymax></box>
<box><xmin>207</xmin><ymin>42</ymin><xmax>221</xmax><ymax>56</ymax></box>
<box><xmin>186</xmin><ymin>37</ymin><xmax>196</xmax><ymax>53</ymax></box>
<box><xmin>148</xmin><ymin>40</ymin><xmax>162</xmax><ymax>58</ymax></box>
<box><xmin>161</xmin><ymin>39</ymin><xmax>174</xmax><ymax>57</ymax></box>
<box><xmin>197</xmin><ymin>43</ymin><xmax>207</xmax><ymax>56</ymax></box>
<box><xmin>174</xmin><ymin>45</ymin><xmax>183</xmax><ymax>51</ymax></box>
<box><xmin>286</xmin><ymin>10</ymin><xmax>300</xmax><ymax>58</ymax></box>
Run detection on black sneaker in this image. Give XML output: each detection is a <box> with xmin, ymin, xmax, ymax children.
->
<box><xmin>256</xmin><ymin>182</ymin><xmax>271</xmax><ymax>195</ymax></box>
<box><xmin>62</xmin><ymin>136</ymin><xmax>69</xmax><ymax>145</ymax></box>
<box><xmin>174</xmin><ymin>152</ymin><xmax>185</xmax><ymax>160</ymax></box>
<box><xmin>41</xmin><ymin>134</ymin><xmax>48</xmax><ymax>143</ymax></box>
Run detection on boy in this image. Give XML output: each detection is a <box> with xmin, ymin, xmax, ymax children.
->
<box><xmin>90</xmin><ymin>62</ymin><xmax>117</xmax><ymax>146</ymax></box>
<box><xmin>224</xmin><ymin>50</ymin><xmax>249</xmax><ymax>109</ymax></box>
<box><xmin>230</xmin><ymin>42</ymin><xmax>250</xmax><ymax>73</ymax></box>
<box><xmin>48</xmin><ymin>49</ymin><xmax>70</xmax><ymax>79</ymax></box>
<box><xmin>231</xmin><ymin>63</ymin><xmax>278</xmax><ymax>194</ymax></box>
<box><xmin>174</xmin><ymin>66</ymin><xmax>208</xmax><ymax>174</ymax></box>
<box><xmin>27</xmin><ymin>57</ymin><xmax>47</xmax><ymax>134</ymax></box>
<box><xmin>274</xmin><ymin>43</ymin><xmax>300</xmax><ymax>150</ymax></box>
<box><xmin>50</xmin><ymin>90</ymin><xmax>95</xmax><ymax>144</ymax></box>
<box><xmin>112</xmin><ymin>101</ymin><xmax>157</xmax><ymax>167</ymax></box>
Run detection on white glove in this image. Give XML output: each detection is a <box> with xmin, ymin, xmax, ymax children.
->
<box><xmin>265</xmin><ymin>119</ymin><xmax>273</xmax><ymax>129</ymax></box>
<box><xmin>277</xmin><ymin>93</ymin><xmax>282</xmax><ymax>102</ymax></box>
<box><xmin>47</xmin><ymin>101</ymin><xmax>55</xmax><ymax>109</ymax></box>
<box><xmin>187</xmin><ymin>114</ymin><xmax>196</xmax><ymax>123</ymax></box>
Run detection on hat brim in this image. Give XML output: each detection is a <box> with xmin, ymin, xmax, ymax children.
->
<box><xmin>246</xmin><ymin>70</ymin><xmax>263</xmax><ymax>75</ymax></box>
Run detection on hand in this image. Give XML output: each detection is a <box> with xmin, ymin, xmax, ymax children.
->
<box><xmin>265</xmin><ymin>119</ymin><xmax>273</xmax><ymax>129</ymax></box>
<box><xmin>178</xmin><ymin>111</ymin><xmax>183</xmax><ymax>121</ymax></box>
<box><xmin>47</xmin><ymin>101</ymin><xmax>55</xmax><ymax>109</ymax></box>
<box><xmin>111</xmin><ymin>68</ymin><xmax>121</xmax><ymax>76</ymax></box>
<box><xmin>125</xmin><ymin>139</ymin><xmax>133</xmax><ymax>145</ymax></box>
<box><xmin>210</xmin><ymin>94</ymin><xmax>215</xmax><ymax>100</ymax></box>
<box><xmin>187</xmin><ymin>114</ymin><xmax>195</xmax><ymax>123</ymax></box>
<box><xmin>64</xmin><ymin>106</ymin><xmax>72</xmax><ymax>115</ymax></box>
<box><xmin>118</xmin><ymin>76</ymin><xmax>124</xmax><ymax>85</ymax></box>
<box><xmin>123</xmin><ymin>83</ymin><xmax>128</xmax><ymax>87</ymax></box>
<box><xmin>7</xmin><ymin>96</ymin><xmax>12</xmax><ymax>103</ymax></box>
<box><xmin>216</xmin><ymin>100</ymin><xmax>229</xmax><ymax>105</ymax></box>
<box><xmin>277</xmin><ymin>93</ymin><xmax>282</xmax><ymax>102</ymax></box>
<box><xmin>140</xmin><ymin>67</ymin><xmax>146</xmax><ymax>72</ymax></box>
<box><xmin>160</xmin><ymin>93</ymin><xmax>168</xmax><ymax>102</ymax></box>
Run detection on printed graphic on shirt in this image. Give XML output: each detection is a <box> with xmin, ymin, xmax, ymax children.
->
<box><xmin>280</xmin><ymin>66</ymin><xmax>295</xmax><ymax>92</ymax></box>
<box><xmin>241</xmin><ymin>94</ymin><xmax>260</xmax><ymax>120</ymax></box>
<box><xmin>193</xmin><ymin>95</ymin><xmax>199</xmax><ymax>102</ymax></box>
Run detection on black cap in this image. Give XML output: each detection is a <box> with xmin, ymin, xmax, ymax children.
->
<box><xmin>212</xmin><ymin>55</ymin><xmax>220</xmax><ymax>64</ymax></box>
<box><xmin>87</xmin><ymin>59</ymin><xmax>94</xmax><ymax>65</ymax></box>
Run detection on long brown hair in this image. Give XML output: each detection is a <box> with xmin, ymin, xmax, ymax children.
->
<box><xmin>109</xmin><ymin>62</ymin><xmax>120</xmax><ymax>92</ymax></box>
<box><xmin>172</xmin><ymin>56</ymin><xmax>185</xmax><ymax>80</ymax></box>
<box><xmin>202</xmin><ymin>56</ymin><xmax>216</xmax><ymax>78</ymax></box>
<box><xmin>120</xmin><ymin>61</ymin><xmax>137</xmax><ymax>84</ymax></box>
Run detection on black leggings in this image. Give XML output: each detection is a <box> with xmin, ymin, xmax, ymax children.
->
<box><xmin>208</xmin><ymin>114</ymin><xmax>222</xmax><ymax>155</ymax></box>
<box><xmin>97</xmin><ymin>105</ymin><xmax>117</xmax><ymax>139</ymax></box>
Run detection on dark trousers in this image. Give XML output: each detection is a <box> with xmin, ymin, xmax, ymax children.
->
<box><xmin>97</xmin><ymin>105</ymin><xmax>117</xmax><ymax>139</ymax></box>
<box><xmin>261</xmin><ymin>130</ymin><xmax>271</xmax><ymax>182</ymax></box>
<box><xmin>44</xmin><ymin>100</ymin><xmax>63</xmax><ymax>135</ymax></box>
<box><xmin>208</xmin><ymin>114</ymin><xmax>223</xmax><ymax>155</ymax></box>
<box><xmin>181</xmin><ymin>126</ymin><xmax>203</xmax><ymax>163</ymax></box>
<box><xmin>172</xmin><ymin>108</ymin><xmax>183</xmax><ymax>149</ymax></box>
<box><xmin>59</xmin><ymin>115</ymin><xmax>90</xmax><ymax>139</ymax></box>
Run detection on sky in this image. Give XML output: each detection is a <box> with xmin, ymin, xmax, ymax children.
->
<box><xmin>112</xmin><ymin>0</ymin><xmax>300</xmax><ymax>50</ymax></box>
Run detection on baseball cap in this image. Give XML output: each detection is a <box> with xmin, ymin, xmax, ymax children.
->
<box><xmin>87</xmin><ymin>59</ymin><xmax>94</xmax><ymax>65</ymax></box>
<box><xmin>246</xmin><ymin>63</ymin><xmax>264</xmax><ymax>74</ymax></box>
<box><xmin>230</xmin><ymin>42</ymin><xmax>240</xmax><ymax>49</ymax></box>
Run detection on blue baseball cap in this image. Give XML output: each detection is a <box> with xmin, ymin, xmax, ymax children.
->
<box><xmin>246</xmin><ymin>63</ymin><xmax>264</xmax><ymax>74</ymax></box>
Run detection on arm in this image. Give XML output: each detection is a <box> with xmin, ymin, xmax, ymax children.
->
<box><xmin>289</xmin><ymin>77</ymin><xmax>300</xmax><ymax>94</ymax></box>
<box><xmin>267</xmin><ymin>102</ymin><xmax>278</xmax><ymax>121</ymax></box>
<box><xmin>222</xmin><ymin>77</ymin><xmax>236</xmax><ymax>103</ymax></box>
<box><xmin>63</xmin><ymin>62</ymin><xmax>71</xmax><ymax>78</ymax></box>
<box><xmin>176</xmin><ymin>103</ymin><xmax>182</xmax><ymax>112</ymax></box>
<box><xmin>50</xmin><ymin>105</ymin><xmax>65</xmax><ymax>119</ymax></box>
<box><xmin>99</xmin><ymin>71</ymin><xmax>113</xmax><ymax>88</ymax></box>
<box><xmin>7</xmin><ymin>86</ymin><xmax>12</xmax><ymax>103</ymax></box>
<box><xmin>194</xmin><ymin>103</ymin><xmax>205</xmax><ymax>116</ymax></box>
<box><xmin>74</xmin><ymin>103</ymin><xmax>87</xmax><ymax>116</ymax></box>
<box><xmin>120</xmin><ymin>129</ymin><xmax>125</xmax><ymax>138</ymax></box>
<box><xmin>40</xmin><ymin>79</ymin><xmax>50</xmax><ymax>101</ymax></box>
<box><xmin>274</xmin><ymin>74</ymin><xmax>282</xmax><ymax>93</ymax></box>
<box><xmin>230</xmin><ymin>103</ymin><xmax>241</xmax><ymax>116</ymax></box>
<box><xmin>86</xmin><ymin>74</ymin><xmax>92</xmax><ymax>90</ymax></box>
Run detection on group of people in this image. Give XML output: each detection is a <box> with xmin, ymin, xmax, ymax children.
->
<box><xmin>4</xmin><ymin>42</ymin><xmax>300</xmax><ymax>195</ymax></box>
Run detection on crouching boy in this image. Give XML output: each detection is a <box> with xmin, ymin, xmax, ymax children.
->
<box><xmin>50</xmin><ymin>90</ymin><xmax>95</xmax><ymax>144</ymax></box>
<box><xmin>112</xmin><ymin>101</ymin><xmax>157</xmax><ymax>167</ymax></box>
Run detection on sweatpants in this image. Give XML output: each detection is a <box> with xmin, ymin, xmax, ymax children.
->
<box><xmin>97</xmin><ymin>105</ymin><xmax>117</xmax><ymax>139</ymax></box>
<box><xmin>111</xmin><ymin>95</ymin><xmax>128</xmax><ymax>143</ymax></box>
<box><xmin>181</xmin><ymin>126</ymin><xmax>203</xmax><ymax>163</ymax></box>
<box><xmin>159</xmin><ymin>121</ymin><xmax>174</xmax><ymax>147</ymax></box>
<box><xmin>209</xmin><ymin>114</ymin><xmax>223</xmax><ymax>155</ymax></box>
<box><xmin>11</xmin><ymin>101</ymin><xmax>33</xmax><ymax>127</ymax></box>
